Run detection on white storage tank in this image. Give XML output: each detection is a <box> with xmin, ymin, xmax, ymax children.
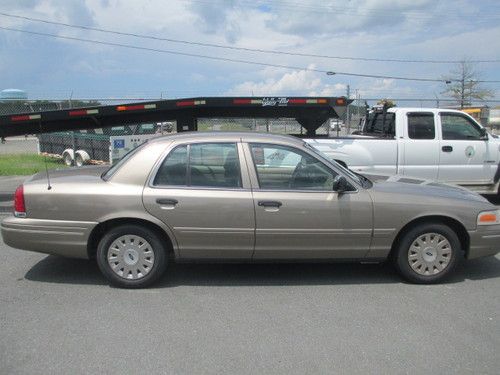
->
<box><xmin>0</xmin><ymin>89</ymin><xmax>28</xmax><ymax>100</ymax></box>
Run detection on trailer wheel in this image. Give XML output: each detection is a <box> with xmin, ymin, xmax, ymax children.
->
<box><xmin>62</xmin><ymin>149</ymin><xmax>74</xmax><ymax>166</ymax></box>
<box><xmin>75</xmin><ymin>150</ymin><xmax>90</xmax><ymax>167</ymax></box>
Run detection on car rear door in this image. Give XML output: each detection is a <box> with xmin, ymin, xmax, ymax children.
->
<box><xmin>143</xmin><ymin>140</ymin><xmax>255</xmax><ymax>259</ymax></box>
<box><xmin>243</xmin><ymin>142</ymin><xmax>373</xmax><ymax>260</ymax></box>
<box><xmin>400</xmin><ymin>112</ymin><xmax>440</xmax><ymax>180</ymax></box>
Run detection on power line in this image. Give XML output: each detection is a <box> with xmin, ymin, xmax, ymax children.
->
<box><xmin>2</xmin><ymin>26</ymin><xmax>500</xmax><ymax>84</ymax></box>
<box><xmin>182</xmin><ymin>0</ymin><xmax>500</xmax><ymax>20</ymax></box>
<box><xmin>0</xmin><ymin>26</ymin><xmax>454</xmax><ymax>82</ymax></box>
<box><xmin>1</xmin><ymin>12</ymin><xmax>499</xmax><ymax>64</ymax></box>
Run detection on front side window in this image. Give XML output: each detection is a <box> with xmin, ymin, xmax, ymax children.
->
<box><xmin>440</xmin><ymin>113</ymin><xmax>482</xmax><ymax>140</ymax></box>
<box><xmin>407</xmin><ymin>113</ymin><xmax>435</xmax><ymax>139</ymax></box>
<box><xmin>250</xmin><ymin>143</ymin><xmax>337</xmax><ymax>190</ymax></box>
<box><xmin>153</xmin><ymin>143</ymin><xmax>241</xmax><ymax>188</ymax></box>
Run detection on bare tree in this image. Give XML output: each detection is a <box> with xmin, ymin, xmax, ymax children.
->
<box><xmin>442</xmin><ymin>60</ymin><xmax>494</xmax><ymax>108</ymax></box>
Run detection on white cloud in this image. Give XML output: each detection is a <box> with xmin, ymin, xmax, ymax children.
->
<box><xmin>265</xmin><ymin>0</ymin><xmax>438</xmax><ymax>36</ymax></box>
<box><xmin>226</xmin><ymin>64</ymin><xmax>348</xmax><ymax>96</ymax></box>
<box><xmin>0</xmin><ymin>0</ymin><xmax>498</xmax><ymax>103</ymax></box>
<box><xmin>356</xmin><ymin>78</ymin><xmax>418</xmax><ymax>99</ymax></box>
<box><xmin>226</xmin><ymin>68</ymin><xmax>422</xmax><ymax>100</ymax></box>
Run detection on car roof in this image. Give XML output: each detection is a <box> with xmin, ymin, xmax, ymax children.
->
<box><xmin>148</xmin><ymin>131</ymin><xmax>305</xmax><ymax>145</ymax></box>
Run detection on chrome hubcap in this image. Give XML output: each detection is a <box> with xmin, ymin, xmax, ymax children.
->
<box><xmin>408</xmin><ymin>232</ymin><xmax>452</xmax><ymax>276</ymax></box>
<box><xmin>107</xmin><ymin>235</ymin><xmax>155</xmax><ymax>280</ymax></box>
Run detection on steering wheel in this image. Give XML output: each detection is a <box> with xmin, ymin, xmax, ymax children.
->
<box><xmin>289</xmin><ymin>162</ymin><xmax>305</xmax><ymax>189</ymax></box>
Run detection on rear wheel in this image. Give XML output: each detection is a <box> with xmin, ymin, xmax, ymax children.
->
<box><xmin>96</xmin><ymin>225</ymin><xmax>168</xmax><ymax>288</ymax></box>
<box><xmin>393</xmin><ymin>223</ymin><xmax>461</xmax><ymax>284</ymax></box>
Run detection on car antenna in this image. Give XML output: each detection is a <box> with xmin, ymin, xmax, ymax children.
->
<box><xmin>38</xmin><ymin>118</ymin><xmax>52</xmax><ymax>190</ymax></box>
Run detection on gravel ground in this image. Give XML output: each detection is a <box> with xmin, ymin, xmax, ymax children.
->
<box><xmin>0</xmin><ymin>221</ymin><xmax>499</xmax><ymax>375</ymax></box>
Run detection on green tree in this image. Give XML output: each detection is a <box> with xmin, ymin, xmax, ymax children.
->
<box><xmin>442</xmin><ymin>60</ymin><xmax>494</xmax><ymax>108</ymax></box>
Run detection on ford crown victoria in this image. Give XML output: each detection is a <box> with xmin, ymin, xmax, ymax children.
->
<box><xmin>2</xmin><ymin>132</ymin><xmax>499</xmax><ymax>288</ymax></box>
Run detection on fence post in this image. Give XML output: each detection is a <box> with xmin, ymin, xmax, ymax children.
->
<box><xmin>69</xmin><ymin>98</ymin><xmax>76</xmax><ymax>166</ymax></box>
<box><xmin>346</xmin><ymin>85</ymin><xmax>351</xmax><ymax>134</ymax></box>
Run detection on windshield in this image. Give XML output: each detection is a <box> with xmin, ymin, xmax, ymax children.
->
<box><xmin>303</xmin><ymin>142</ymin><xmax>367</xmax><ymax>187</ymax></box>
<box><xmin>101</xmin><ymin>141</ymin><xmax>149</xmax><ymax>180</ymax></box>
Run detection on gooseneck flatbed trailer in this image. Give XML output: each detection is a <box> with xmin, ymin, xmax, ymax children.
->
<box><xmin>0</xmin><ymin>96</ymin><xmax>350</xmax><ymax>138</ymax></box>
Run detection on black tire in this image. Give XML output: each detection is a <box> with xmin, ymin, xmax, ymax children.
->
<box><xmin>393</xmin><ymin>223</ymin><xmax>461</xmax><ymax>284</ymax></box>
<box><xmin>96</xmin><ymin>224</ymin><xmax>168</xmax><ymax>288</ymax></box>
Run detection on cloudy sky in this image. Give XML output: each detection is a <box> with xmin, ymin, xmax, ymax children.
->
<box><xmin>0</xmin><ymin>0</ymin><xmax>499</xmax><ymax>102</ymax></box>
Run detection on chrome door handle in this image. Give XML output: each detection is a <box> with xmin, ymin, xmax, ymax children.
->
<box><xmin>258</xmin><ymin>200</ymin><xmax>282</xmax><ymax>208</ymax></box>
<box><xmin>156</xmin><ymin>198</ymin><xmax>178</xmax><ymax>205</ymax></box>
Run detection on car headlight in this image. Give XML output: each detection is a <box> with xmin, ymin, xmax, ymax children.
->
<box><xmin>477</xmin><ymin>210</ymin><xmax>500</xmax><ymax>226</ymax></box>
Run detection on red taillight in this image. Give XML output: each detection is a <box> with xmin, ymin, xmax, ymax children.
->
<box><xmin>14</xmin><ymin>185</ymin><xmax>26</xmax><ymax>217</ymax></box>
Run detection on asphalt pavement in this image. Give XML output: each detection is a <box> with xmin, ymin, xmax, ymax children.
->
<box><xmin>0</xmin><ymin>222</ymin><xmax>499</xmax><ymax>375</ymax></box>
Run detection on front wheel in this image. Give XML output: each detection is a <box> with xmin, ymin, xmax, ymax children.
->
<box><xmin>393</xmin><ymin>223</ymin><xmax>461</xmax><ymax>284</ymax></box>
<box><xmin>96</xmin><ymin>225</ymin><xmax>168</xmax><ymax>288</ymax></box>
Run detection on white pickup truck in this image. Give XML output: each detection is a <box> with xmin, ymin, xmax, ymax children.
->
<box><xmin>306</xmin><ymin>107</ymin><xmax>500</xmax><ymax>195</ymax></box>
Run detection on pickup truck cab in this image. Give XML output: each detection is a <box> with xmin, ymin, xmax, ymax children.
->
<box><xmin>307</xmin><ymin>107</ymin><xmax>500</xmax><ymax>195</ymax></box>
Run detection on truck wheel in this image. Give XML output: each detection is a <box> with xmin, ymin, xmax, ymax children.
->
<box><xmin>392</xmin><ymin>223</ymin><xmax>461</xmax><ymax>284</ymax></box>
<box><xmin>96</xmin><ymin>224</ymin><xmax>168</xmax><ymax>288</ymax></box>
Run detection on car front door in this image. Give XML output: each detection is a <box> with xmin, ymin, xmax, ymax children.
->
<box><xmin>143</xmin><ymin>141</ymin><xmax>255</xmax><ymax>259</ymax></box>
<box><xmin>438</xmin><ymin>112</ymin><xmax>495</xmax><ymax>184</ymax></box>
<box><xmin>244</xmin><ymin>142</ymin><xmax>373</xmax><ymax>260</ymax></box>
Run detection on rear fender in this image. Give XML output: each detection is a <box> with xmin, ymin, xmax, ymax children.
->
<box><xmin>95</xmin><ymin>211</ymin><xmax>180</xmax><ymax>257</ymax></box>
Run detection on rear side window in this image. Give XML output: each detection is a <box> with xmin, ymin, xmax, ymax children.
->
<box><xmin>153</xmin><ymin>145</ymin><xmax>188</xmax><ymax>186</ymax></box>
<box><xmin>407</xmin><ymin>113</ymin><xmax>435</xmax><ymax>139</ymax></box>
<box><xmin>153</xmin><ymin>143</ymin><xmax>242</xmax><ymax>188</ymax></box>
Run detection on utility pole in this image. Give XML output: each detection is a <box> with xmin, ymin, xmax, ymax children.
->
<box><xmin>346</xmin><ymin>85</ymin><xmax>350</xmax><ymax>133</ymax></box>
<box><xmin>69</xmin><ymin>91</ymin><xmax>76</xmax><ymax>167</ymax></box>
<box><xmin>460</xmin><ymin>76</ymin><xmax>465</xmax><ymax>109</ymax></box>
<box><xmin>355</xmin><ymin>89</ymin><xmax>360</xmax><ymax>131</ymax></box>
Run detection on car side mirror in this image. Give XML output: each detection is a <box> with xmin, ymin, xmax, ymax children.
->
<box><xmin>479</xmin><ymin>128</ymin><xmax>488</xmax><ymax>140</ymax></box>
<box><xmin>332</xmin><ymin>175</ymin><xmax>349</xmax><ymax>193</ymax></box>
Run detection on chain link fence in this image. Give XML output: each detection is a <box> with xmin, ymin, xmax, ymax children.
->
<box><xmin>0</xmin><ymin>99</ymin><xmax>159</xmax><ymax>175</ymax></box>
<box><xmin>1</xmin><ymin>97</ymin><xmax>498</xmax><ymax>177</ymax></box>
<box><xmin>197</xmin><ymin>118</ymin><xmax>326</xmax><ymax>134</ymax></box>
